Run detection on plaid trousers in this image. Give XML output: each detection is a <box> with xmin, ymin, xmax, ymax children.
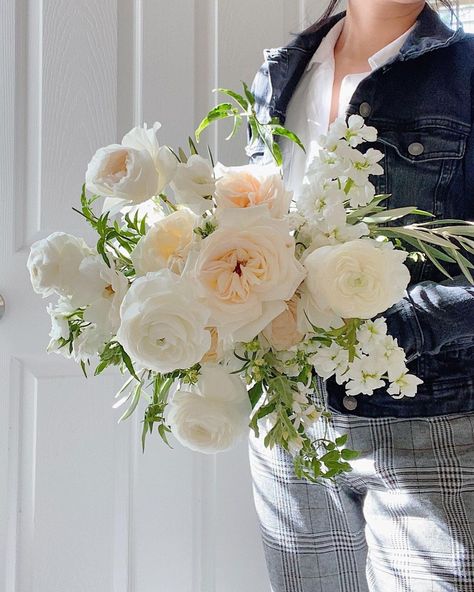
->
<box><xmin>248</xmin><ymin>385</ymin><xmax>474</xmax><ymax>592</ymax></box>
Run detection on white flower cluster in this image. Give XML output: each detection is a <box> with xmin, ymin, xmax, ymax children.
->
<box><xmin>310</xmin><ymin>318</ymin><xmax>423</xmax><ymax>399</ymax></box>
<box><xmin>28</xmin><ymin>113</ymin><xmax>426</xmax><ymax>463</ymax></box>
<box><xmin>28</xmin><ymin>232</ymin><xmax>128</xmax><ymax>362</ymax></box>
<box><xmin>296</xmin><ymin>115</ymin><xmax>383</xmax><ymax>249</ymax></box>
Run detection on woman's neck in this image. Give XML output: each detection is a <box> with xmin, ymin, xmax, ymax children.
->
<box><xmin>335</xmin><ymin>1</ymin><xmax>425</xmax><ymax>64</ymax></box>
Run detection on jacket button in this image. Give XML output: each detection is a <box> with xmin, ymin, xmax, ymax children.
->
<box><xmin>342</xmin><ymin>396</ymin><xmax>358</xmax><ymax>411</ymax></box>
<box><xmin>408</xmin><ymin>142</ymin><xmax>424</xmax><ymax>156</ymax></box>
<box><xmin>359</xmin><ymin>102</ymin><xmax>371</xmax><ymax>118</ymax></box>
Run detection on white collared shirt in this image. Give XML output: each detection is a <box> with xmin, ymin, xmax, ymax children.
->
<box><xmin>282</xmin><ymin>17</ymin><xmax>415</xmax><ymax>196</ymax></box>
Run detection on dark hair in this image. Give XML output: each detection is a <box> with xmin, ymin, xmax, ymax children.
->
<box><xmin>304</xmin><ymin>0</ymin><xmax>459</xmax><ymax>34</ymax></box>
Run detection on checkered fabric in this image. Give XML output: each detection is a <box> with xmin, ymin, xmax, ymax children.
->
<box><xmin>248</xmin><ymin>382</ymin><xmax>474</xmax><ymax>591</ymax></box>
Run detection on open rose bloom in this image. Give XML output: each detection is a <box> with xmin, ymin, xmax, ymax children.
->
<box><xmin>29</xmin><ymin>92</ymin><xmax>472</xmax><ymax>481</ymax></box>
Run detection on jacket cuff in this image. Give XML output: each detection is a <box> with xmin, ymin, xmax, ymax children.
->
<box><xmin>384</xmin><ymin>294</ymin><xmax>425</xmax><ymax>362</ymax></box>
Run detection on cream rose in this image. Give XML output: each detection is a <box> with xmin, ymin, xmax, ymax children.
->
<box><xmin>116</xmin><ymin>269</ymin><xmax>211</xmax><ymax>373</ymax></box>
<box><xmin>214</xmin><ymin>163</ymin><xmax>292</xmax><ymax>218</ymax></box>
<box><xmin>131</xmin><ymin>208</ymin><xmax>198</xmax><ymax>276</ymax></box>
<box><xmin>303</xmin><ymin>239</ymin><xmax>410</xmax><ymax>319</ymax></box>
<box><xmin>171</xmin><ymin>155</ymin><xmax>215</xmax><ymax>214</ymax></box>
<box><xmin>167</xmin><ymin>364</ymin><xmax>251</xmax><ymax>454</ymax></box>
<box><xmin>262</xmin><ymin>296</ymin><xmax>304</xmax><ymax>351</ymax></box>
<box><xmin>86</xmin><ymin>122</ymin><xmax>177</xmax><ymax>211</ymax></box>
<box><xmin>193</xmin><ymin>206</ymin><xmax>306</xmax><ymax>342</ymax></box>
<box><xmin>28</xmin><ymin>232</ymin><xmax>93</xmax><ymax>298</ymax></box>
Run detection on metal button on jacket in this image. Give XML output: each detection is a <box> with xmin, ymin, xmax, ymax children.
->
<box><xmin>359</xmin><ymin>102</ymin><xmax>371</xmax><ymax>118</ymax></box>
<box><xmin>408</xmin><ymin>142</ymin><xmax>425</xmax><ymax>156</ymax></box>
<box><xmin>342</xmin><ymin>396</ymin><xmax>358</xmax><ymax>411</ymax></box>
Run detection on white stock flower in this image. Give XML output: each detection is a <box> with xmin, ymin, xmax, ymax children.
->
<box><xmin>28</xmin><ymin>232</ymin><xmax>93</xmax><ymax>298</ymax></box>
<box><xmin>310</xmin><ymin>343</ymin><xmax>349</xmax><ymax>383</ymax></box>
<box><xmin>167</xmin><ymin>363</ymin><xmax>251</xmax><ymax>454</ymax></box>
<box><xmin>131</xmin><ymin>208</ymin><xmax>198</xmax><ymax>276</ymax></box>
<box><xmin>376</xmin><ymin>335</ymin><xmax>407</xmax><ymax>380</ymax></box>
<box><xmin>303</xmin><ymin>239</ymin><xmax>410</xmax><ymax>319</ymax></box>
<box><xmin>86</xmin><ymin>122</ymin><xmax>177</xmax><ymax>211</ymax></box>
<box><xmin>171</xmin><ymin>155</ymin><xmax>216</xmax><ymax>214</ymax></box>
<box><xmin>71</xmin><ymin>325</ymin><xmax>107</xmax><ymax>363</ymax></box>
<box><xmin>388</xmin><ymin>373</ymin><xmax>423</xmax><ymax>399</ymax></box>
<box><xmin>346</xmin><ymin>181</ymin><xmax>376</xmax><ymax>209</ymax></box>
<box><xmin>323</xmin><ymin>115</ymin><xmax>378</xmax><ymax>149</ymax></box>
<box><xmin>356</xmin><ymin>318</ymin><xmax>388</xmax><ymax>354</ymax></box>
<box><xmin>345</xmin><ymin>356</ymin><xmax>385</xmax><ymax>396</ymax></box>
<box><xmin>116</xmin><ymin>269</ymin><xmax>211</xmax><ymax>373</ymax></box>
<box><xmin>193</xmin><ymin>206</ymin><xmax>306</xmax><ymax>342</ymax></box>
<box><xmin>344</xmin><ymin>147</ymin><xmax>384</xmax><ymax>185</ymax></box>
<box><xmin>214</xmin><ymin>162</ymin><xmax>292</xmax><ymax>218</ymax></box>
<box><xmin>296</xmin><ymin>176</ymin><xmax>346</xmax><ymax>230</ymax></box>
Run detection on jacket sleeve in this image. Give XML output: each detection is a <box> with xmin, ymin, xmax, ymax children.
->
<box><xmin>385</xmin><ymin>275</ymin><xmax>474</xmax><ymax>361</ymax></box>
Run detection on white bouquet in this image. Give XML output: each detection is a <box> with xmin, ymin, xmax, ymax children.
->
<box><xmin>28</xmin><ymin>85</ymin><xmax>474</xmax><ymax>482</ymax></box>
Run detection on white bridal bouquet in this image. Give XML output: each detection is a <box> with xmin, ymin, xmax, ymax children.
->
<box><xmin>28</xmin><ymin>85</ymin><xmax>474</xmax><ymax>481</ymax></box>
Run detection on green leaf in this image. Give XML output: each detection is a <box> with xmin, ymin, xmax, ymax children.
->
<box><xmin>335</xmin><ymin>434</ymin><xmax>348</xmax><ymax>447</ymax></box>
<box><xmin>214</xmin><ymin>88</ymin><xmax>248</xmax><ymax>111</ymax></box>
<box><xmin>248</xmin><ymin>382</ymin><xmax>264</xmax><ymax>408</ymax></box>
<box><xmin>195</xmin><ymin>103</ymin><xmax>233</xmax><ymax>141</ymax></box>
<box><xmin>269</xmin><ymin>125</ymin><xmax>306</xmax><ymax>153</ymax></box>
<box><xmin>119</xmin><ymin>383</ymin><xmax>142</xmax><ymax>422</ymax></box>
<box><xmin>226</xmin><ymin>113</ymin><xmax>243</xmax><ymax>141</ymax></box>
<box><xmin>242</xmin><ymin>81</ymin><xmax>255</xmax><ymax>106</ymax></box>
<box><xmin>341</xmin><ymin>449</ymin><xmax>360</xmax><ymax>461</ymax></box>
<box><xmin>188</xmin><ymin>136</ymin><xmax>199</xmax><ymax>155</ymax></box>
<box><xmin>178</xmin><ymin>148</ymin><xmax>188</xmax><ymax>163</ymax></box>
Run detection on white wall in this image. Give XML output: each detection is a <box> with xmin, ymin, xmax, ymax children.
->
<box><xmin>0</xmin><ymin>1</ymin><xmax>330</xmax><ymax>591</ymax></box>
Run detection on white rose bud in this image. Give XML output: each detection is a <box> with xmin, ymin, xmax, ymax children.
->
<box><xmin>303</xmin><ymin>239</ymin><xmax>410</xmax><ymax>319</ymax></box>
<box><xmin>116</xmin><ymin>269</ymin><xmax>211</xmax><ymax>373</ymax></box>
<box><xmin>27</xmin><ymin>232</ymin><xmax>93</xmax><ymax>298</ymax></box>
<box><xmin>167</xmin><ymin>364</ymin><xmax>251</xmax><ymax>454</ymax></box>
<box><xmin>86</xmin><ymin>122</ymin><xmax>177</xmax><ymax>210</ymax></box>
<box><xmin>170</xmin><ymin>155</ymin><xmax>216</xmax><ymax>215</ymax></box>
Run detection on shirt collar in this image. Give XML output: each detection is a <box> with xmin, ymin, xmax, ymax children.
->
<box><xmin>306</xmin><ymin>16</ymin><xmax>417</xmax><ymax>73</ymax></box>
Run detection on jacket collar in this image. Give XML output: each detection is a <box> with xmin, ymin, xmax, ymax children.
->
<box><xmin>265</xmin><ymin>3</ymin><xmax>465</xmax><ymax>122</ymax></box>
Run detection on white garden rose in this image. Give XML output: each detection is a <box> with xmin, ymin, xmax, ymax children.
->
<box><xmin>167</xmin><ymin>363</ymin><xmax>251</xmax><ymax>454</ymax></box>
<box><xmin>28</xmin><ymin>232</ymin><xmax>93</xmax><ymax>298</ymax></box>
<box><xmin>193</xmin><ymin>206</ymin><xmax>306</xmax><ymax>342</ymax></box>
<box><xmin>214</xmin><ymin>162</ymin><xmax>292</xmax><ymax>218</ymax></box>
<box><xmin>86</xmin><ymin>122</ymin><xmax>177</xmax><ymax>211</ymax></box>
<box><xmin>131</xmin><ymin>208</ymin><xmax>198</xmax><ymax>276</ymax></box>
<box><xmin>116</xmin><ymin>269</ymin><xmax>211</xmax><ymax>373</ymax></box>
<box><xmin>170</xmin><ymin>155</ymin><xmax>215</xmax><ymax>214</ymax></box>
<box><xmin>303</xmin><ymin>239</ymin><xmax>410</xmax><ymax>319</ymax></box>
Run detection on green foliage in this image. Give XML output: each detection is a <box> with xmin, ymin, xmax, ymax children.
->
<box><xmin>194</xmin><ymin>83</ymin><xmax>305</xmax><ymax>167</ymax></box>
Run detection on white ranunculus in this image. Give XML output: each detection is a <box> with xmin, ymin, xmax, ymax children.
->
<box><xmin>86</xmin><ymin>122</ymin><xmax>177</xmax><ymax>211</ymax></box>
<box><xmin>28</xmin><ymin>232</ymin><xmax>93</xmax><ymax>298</ymax></box>
<box><xmin>303</xmin><ymin>239</ymin><xmax>410</xmax><ymax>319</ymax></box>
<box><xmin>214</xmin><ymin>162</ymin><xmax>292</xmax><ymax>218</ymax></box>
<box><xmin>167</xmin><ymin>363</ymin><xmax>251</xmax><ymax>454</ymax></box>
<box><xmin>193</xmin><ymin>206</ymin><xmax>306</xmax><ymax>342</ymax></box>
<box><xmin>170</xmin><ymin>155</ymin><xmax>215</xmax><ymax>214</ymax></box>
<box><xmin>116</xmin><ymin>269</ymin><xmax>211</xmax><ymax>373</ymax></box>
<box><xmin>131</xmin><ymin>208</ymin><xmax>198</xmax><ymax>276</ymax></box>
<box><xmin>76</xmin><ymin>256</ymin><xmax>129</xmax><ymax>336</ymax></box>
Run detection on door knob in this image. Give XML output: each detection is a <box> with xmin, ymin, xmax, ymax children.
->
<box><xmin>0</xmin><ymin>294</ymin><xmax>5</xmax><ymax>320</ymax></box>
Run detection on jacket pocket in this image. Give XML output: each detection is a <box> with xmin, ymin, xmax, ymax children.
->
<box><xmin>373</xmin><ymin>119</ymin><xmax>468</xmax><ymax>221</ymax></box>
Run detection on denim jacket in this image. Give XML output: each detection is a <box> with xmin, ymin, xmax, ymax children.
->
<box><xmin>248</xmin><ymin>3</ymin><xmax>474</xmax><ymax>417</ymax></box>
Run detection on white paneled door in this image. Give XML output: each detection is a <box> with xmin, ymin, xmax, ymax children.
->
<box><xmin>0</xmin><ymin>1</ymin><xmax>326</xmax><ymax>591</ymax></box>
